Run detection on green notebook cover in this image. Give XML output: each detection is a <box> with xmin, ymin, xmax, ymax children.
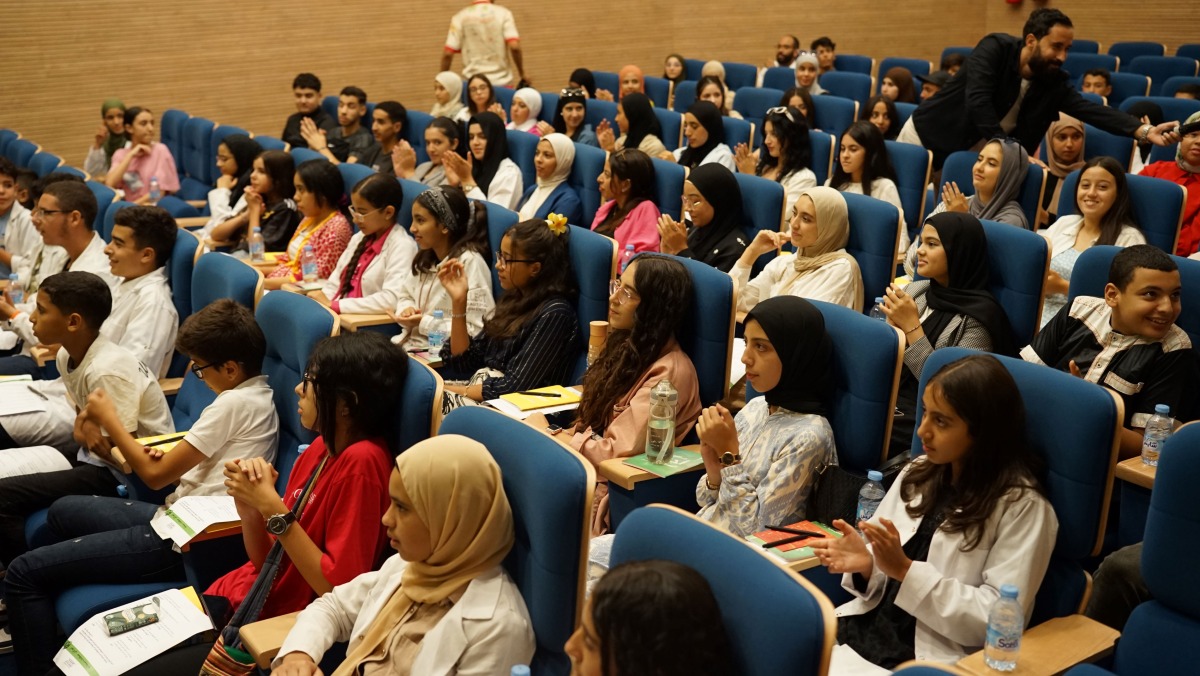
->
<box><xmin>621</xmin><ymin>448</ymin><xmax>704</xmax><ymax>478</ymax></box>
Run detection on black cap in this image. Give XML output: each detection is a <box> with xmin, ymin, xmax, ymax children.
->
<box><xmin>916</xmin><ymin>71</ymin><xmax>952</xmax><ymax>88</ymax></box>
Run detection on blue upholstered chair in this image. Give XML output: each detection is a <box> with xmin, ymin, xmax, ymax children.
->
<box><xmin>721</xmin><ymin>116</ymin><xmax>754</xmax><ymax>150</ymax></box>
<box><xmin>163</xmin><ymin>229</ymin><xmax>201</xmax><ymax>378</ymax></box>
<box><xmin>177</xmin><ymin>116</ymin><xmax>216</xmax><ymax>200</ymax></box>
<box><xmin>734</xmin><ymin>173</ymin><xmax>784</xmax><ymax>276</ymax></box>
<box><xmin>913</xmin><ymin>348</ymin><xmax>1122</xmax><ymax>624</ymax></box>
<box><xmin>878</xmin><ymin>57</ymin><xmax>932</xmax><ymax>84</ymax></box>
<box><xmin>673</xmin><ymin>255</ymin><xmax>735</xmax><ymax>410</ymax></box>
<box><xmin>1056</xmin><ymin>171</ymin><xmax>1184</xmax><ymax>254</ymax></box>
<box><xmin>683</xmin><ymin>57</ymin><xmax>706</xmax><ymax>81</ymax></box>
<box><xmin>320</xmin><ymin>95</ymin><xmax>338</xmax><ymax>121</ymax></box>
<box><xmin>820</xmin><ymin>71</ymin><xmax>873</xmax><ymax>108</ymax></box>
<box><xmin>160</xmin><ymin>109</ymin><xmax>189</xmax><ymax>175</ymax></box>
<box><xmin>28</xmin><ymin>151</ymin><xmax>62</xmax><ymax>178</ymax></box>
<box><xmin>87</xmin><ymin>182</ymin><xmax>118</xmax><ymax>234</ymax></box>
<box><xmin>481</xmin><ymin>200</ymin><xmax>519</xmax><ymax>300</ymax></box>
<box><xmin>253</xmin><ymin>134</ymin><xmax>287</xmax><ymax>151</ymax></box>
<box><xmin>1109</xmin><ymin>41</ymin><xmax>1167</xmax><ymax>65</ymax></box>
<box><xmin>939</xmin><ymin>47</ymin><xmax>974</xmax><ymax>64</ymax></box>
<box><xmin>672</xmin><ymin>80</ymin><xmax>698</xmax><ymax>113</ymax></box>
<box><xmin>583</xmin><ymin>99</ymin><xmax>618</xmax><ymax>133</ymax></box>
<box><xmin>50</xmin><ymin>166</ymin><xmax>87</xmax><ymax>180</ymax></box>
<box><xmin>1072</xmin><ymin>39</ymin><xmax>1102</xmax><ymax>54</ymax></box>
<box><xmin>1082</xmin><ymin>123</ymin><xmax>1137</xmax><ymax>172</ymax></box>
<box><xmin>940</xmin><ymin>150</ymin><xmax>1046</xmax><ymax>230</ymax></box>
<box><xmin>731</xmin><ymin>86</ymin><xmax>784</xmax><ymax>148</ymax></box>
<box><xmin>1128</xmin><ymin>56</ymin><xmax>1200</xmax><ymax>96</ymax></box>
<box><xmin>843</xmin><ymin>192</ymin><xmax>903</xmax><ymax>313</ymax></box>
<box><xmin>894</xmin><ymin>101</ymin><xmax>917</xmax><ymax>129</ymax></box>
<box><xmin>593</xmin><ymin>70</ymin><xmax>619</xmax><ymax>95</ymax></box>
<box><xmin>1179</xmin><ymin>44</ymin><xmax>1200</xmax><ymax>61</ymax></box>
<box><xmin>337</xmin><ymin>162</ymin><xmax>374</xmax><ymax>212</ymax></box>
<box><xmin>643</xmin><ymin>77</ymin><xmax>669</xmax><ymax>108</ymax></box>
<box><xmin>811</xmin><ymin>95</ymin><xmax>857</xmax><ymax>139</ymax></box>
<box><xmin>396</xmin><ymin>177</ymin><xmax>430</xmax><ymax>229</ymax></box>
<box><xmin>403</xmin><ymin>110</ymin><xmax>435</xmax><ymax>165</ymax></box>
<box><xmin>610</xmin><ymin>505</ymin><xmax>835</xmax><ymax>676</ymax></box>
<box><xmin>0</xmin><ymin>129</ymin><xmax>18</xmax><ymax>156</ymax></box>
<box><xmin>567</xmin><ymin>225</ymin><xmax>617</xmax><ymax>383</ymax></box>
<box><xmin>651</xmin><ymin>157</ymin><xmax>685</xmax><ymax>221</ymax></box>
<box><xmin>980</xmin><ymin>219</ymin><xmax>1049</xmax><ymax>346</ymax></box>
<box><xmin>4</xmin><ymin>138</ymin><xmax>37</xmax><ymax>168</ymax></box>
<box><xmin>653</xmin><ymin>107</ymin><xmax>682</xmax><ymax>151</ymax></box>
<box><xmin>493</xmin><ymin>86</ymin><xmax>515</xmax><ymax>116</ymax></box>
<box><xmin>538</xmin><ymin>92</ymin><xmax>559</xmax><ymax>123</ymax></box>
<box><xmin>1064</xmin><ymin>53</ymin><xmax>1120</xmax><ymax>80</ymax></box>
<box><xmin>569</xmin><ymin>142</ymin><xmax>606</xmax><ymax>227</ymax></box>
<box><xmin>289</xmin><ymin>146</ymin><xmax>325</xmax><ymax>165</ymax></box>
<box><xmin>886</xmin><ymin>140</ymin><xmax>932</xmax><ymax>236</ymax></box>
<box><xmin>506</xmin><ymin>128</ymin><xmax>540</xmax><ymax>189</ymax></box>
<box><xmin>1107</xmin><ymin>72</ymin><xmax>1151</xmax><ymax>107</ymax></box>
<box><xmin>721</xmin><ymin>61</ymin><xmax>758</xmax><ymax>90</ymax></box>
<box><xmin>99</xmin><ymin>199</ymin><xmax>131</xmax><ymax>242</ymax></box>
<box><xmin>1067</xmin><ymin>246</ymin><xmax>1200</xmax><ymax>344</ymax></box>
<box><xmin>834</xmin><ymin>54</ymin><xmax>874</xmax><ymax>76</ymax></box>
<box><xmin>439</xmin><ymin>406</ymin><xmax>594</xmax><ymax>676</ymax></box>
<box><xmin>1163</xmin><ymin>75</ymin><xmax>1200</xmax><ymax>97</ymax></box>
<box><xmin>810</xmin><ymin>130</ymin><xmax>836</xmax><ymax>188</ymax></box>
<box><xmin>155</xmin><ymin>195</ymin><xmax>201</xmax><ymax>219</ymax></box>
<box><xmin>762</xmin><ymin>67</ymin><xmax>795</xmax><ymax>91</ymax></box>
<box><xmin>1063</xmin><ymin>423</ymin><xmax>1200</xmax><ymax>676</ymax></box>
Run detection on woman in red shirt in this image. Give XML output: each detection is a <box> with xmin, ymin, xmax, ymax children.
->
<box><xmin>1139</xmin><ymin>111</ymin><xmax>1200</xmax><ymax>256</ymax></box>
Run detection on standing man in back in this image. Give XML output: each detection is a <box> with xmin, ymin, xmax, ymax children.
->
<box><xmin>441</xmin><ymin>0</ymin><xmax>527</xmax><ymax>88</ymax></box>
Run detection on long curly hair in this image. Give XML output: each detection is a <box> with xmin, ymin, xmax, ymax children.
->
<box><xmin>901</xmin><ymin>354</ymin><xmax>1047</xmax><ymax>551</ymax></box>
<box><xmin>485</xmin><ymin>219</ymin><xmax>578</xmax><ymax>339</ymax></box>
<box><xmin>756</xmin><ymin>107</ymin><xmax>813</xmax><ymax>181</ymax></box>
<box><xmin>576</xmin><ymin>254</ymin><xmax>692</xmax><ymax>434</ymax></box>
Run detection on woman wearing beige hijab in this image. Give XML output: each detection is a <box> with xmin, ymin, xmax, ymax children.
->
<box><xmin>729</xmin><ymin>186</ymin><xmax>864</xmax><ymax>314</ymax></box>
<box><xmin>431</xmin><ymin>71</ymin><xmax>467</xmax><ymax>120</ymax></box>
<box><xmin>273</xmin><ymin>436</ymin><xmax>534</xmax><ymax>676</ymax></box>
<box><xmin>1038</xmin><ymin>114</ymin><xmax>1086</xmax><ymax>227</ymax></box>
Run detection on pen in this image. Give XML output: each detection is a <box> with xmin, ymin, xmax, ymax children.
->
<box><xmin>516</xmin><ymin>391</ymin><xmax>561</xmax><ymax>398</ymax></box>
<box><xmin>762</xmin><ymin>533</ymin><xmax>825</xmax><ymax>549</ymax></box>
<box><xmin>25</xmin><ymin>385</ymin><xmax>49</xmax><ymax>401</ymax></box>
<box><xmin>146</xmin><ymin>434</ymin><xmax>188</xmax><ymax>447</ymax></box>
<box><xmin>768</xmin><ymin>525</ymin><xmax>827</xmax><ymax>539</ymax></box>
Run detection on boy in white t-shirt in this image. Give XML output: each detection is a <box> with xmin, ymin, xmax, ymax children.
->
<box><xmin>4</xmin><ymin>298</ymin><xmax>279</xmax><ymax>674</ymax></box>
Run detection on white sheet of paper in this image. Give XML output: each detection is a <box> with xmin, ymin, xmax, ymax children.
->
<box><xmin>729</xmin><ymin>338</ymin><xmax>747</xmax><ymax>387</ymax></box>
<box><xmin>53</xmin><ymin>588</ymin><xmax>213</xmax><ymax>676</ymax></box>
<box><xmin>0</xmin><ymin>382</ymin><xmax>49</xmax><ymax>417</ymax></box>
<box><xmin>149</xmin><ymin>495</ymin><xmax>240</xmax><ymax>547</ymax></box>
<box><xmin>0</xmin><ymin>445</ymin><xmax>72</xmax><ymax>480</ymax></box>
<box><xmin>486</xmin><ymin>387</ymin><xmax>583</xmax><ymax>420</ymax></box>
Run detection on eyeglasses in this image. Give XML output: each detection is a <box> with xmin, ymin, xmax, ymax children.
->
<box><xmin>609</xmin><ymin>279</ymin><xmax>637</xmax><ymax>305</ymax></box>
<box><xmin>494</xmin><ymin>252</ymin><xmax>538</xmax><ymax>268</ymax></box>
<box><xmin>190</xmin><ymin>362</ymin><xmax>219</xmax><ymax>379</ymax></box>
<box><xmin>349</xmin><ymin>205</ymin><xmax>383</xmax><ymax>221</ymax></box>
<box><xmin>681</xmin><ymin>194</ymin><xmax>704</xmax><ymax>209</ymax></box>
<box><xmin>31</xmin><ymin>208</ymin><xmax>70</xmax><ymax>219</ymax></box>
<box><xmin>301</xmin><ymin>371</ymin><xmax>317</xmax><ymax>396</ymax></box>
<box><xmin>765</xmin><ymin>106</ymin><xmax>797</xmax><ymax>123</ymax></box>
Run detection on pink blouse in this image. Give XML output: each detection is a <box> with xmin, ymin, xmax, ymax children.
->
<box><xmin>268</xmin><ymin>212</ymin><xmax>353</xmax><ymax>281</ymax></box>
<box><xmin>590</xmin><ymin>199</ymin><xmax>661</xmax><ymax>254</ymax></box>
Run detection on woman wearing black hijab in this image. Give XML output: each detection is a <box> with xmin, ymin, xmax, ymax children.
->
<box><xmin>673</xmin><ymin>101</ymin><xmax>735</xmax><ymax>171</ymax></box>
<box><xmin>443</xmin><ymin>111</ymin><xmax>524</xmax><ymax>210</ymax></box>
<box><xmin>881</xmin><ymin>212</ymin><xmax>1017</xmax><ymax>453</ymax></box>
<box><xmin>568</xmin><ymin>68</ymin><xmax>597</xmax><ymax>99</ymax></box>
<box><xmin>694</xmin><ymin>295</ymin><xmax>837</xmax><ymax>537</ymax></box>
<box><xmin>597</xmin><ymin>92</ymin><xmax>668</xmax><ymax>159</ymax></box>
<box><xmin>657</xmin><ymin>164</ymin><xmax>748</xmax><ymax>273</ymax></box>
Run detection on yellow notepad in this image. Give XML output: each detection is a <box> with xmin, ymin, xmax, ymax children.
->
<box><xmin>499</xmin><ymin>386</ymin><xmax>582</xmax><ymax>411</ymax></box>
<box><xmin>135</xmin><ymin>432</ymin><xmax>189</xmax><ymax>452</ymax></box>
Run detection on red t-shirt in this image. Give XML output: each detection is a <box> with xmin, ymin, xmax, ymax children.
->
<box><xmin>1139</xmin><ymin>161</ymin><xmax>1200</xmax><ymax>256</ymax></box>
<box><xmin>205</xmin><ymin>436</ymin><xmax>392</xmax><ymax>618</ymax></box>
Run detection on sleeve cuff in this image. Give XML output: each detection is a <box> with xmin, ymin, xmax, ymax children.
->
<box><xmin>895</xmin><ymin>560</ymin><xmax>939</xmax><ymax>612</ymax></box>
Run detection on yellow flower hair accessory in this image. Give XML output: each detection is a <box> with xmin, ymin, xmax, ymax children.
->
<box><xmin>546</xmin><ymin>213</ymin><xmax>568</xmax><ymax>236</ymax></box>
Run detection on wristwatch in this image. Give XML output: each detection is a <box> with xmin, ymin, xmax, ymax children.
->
<box><xmin>265</xmin><ymin>511</ymin><xmax>296</xmax><ymax>536</ymax></box>
<box><xmin>720</xmin><ymin>451</ymin><xmax>742</xmax><ymax>466</ymax></box>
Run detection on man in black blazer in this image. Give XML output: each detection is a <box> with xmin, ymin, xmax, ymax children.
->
<box><xmin>901</xmin><ymin>8</ymin><xmax>1179</xmax><ymax>168</ymax></box>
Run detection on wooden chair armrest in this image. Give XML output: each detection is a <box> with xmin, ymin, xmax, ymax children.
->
<box><xmin>240</xmin><ymin>611</ymin><xmax>301</xmax><ymax>669</ymax></box>
<box><xmin>339</xmin><ymin>313</ymin><xmax>396</xmax><ymax>331</ymax></box>
<box><xmin>0</xmin><ymin>279</ymin><xmax>8</xmax><ymax>291</ymax></box>
<box><xmin>597</xmin><ymin>443</ymin><xmax>704</xmax><ymax>491</ymax></box>
<box><xmin>181</xmin><ymin>521</ymin><xmax>243</xmax><ymax>547</ymax></box>
<box><xmin>956</xmin><ymin>615</ymin><xmax>1119</xmax><ymax>676</ymax></box>
<box><xmin>1115</xmin><ymin>456</ymin><xmax>1156</xmax><ymax>490</ymax></box>
<box><xmin>203</xmin><ymin>237</ymin><xmax>234</xmax><ymax>250</ymax></box>
<box><xmin>175</xmin><ymin>216</ymin><xmax>209</xmax><ymax>229</ymax></box>
<box><xmin>158</xmin><ymin>377</ymin><xmax>184</xmax><ymax>396</ymax></box>
<box><xmin>31</xmin><ymin>344</ymin><xmax>57</xmax><ymax>367</ymax></box>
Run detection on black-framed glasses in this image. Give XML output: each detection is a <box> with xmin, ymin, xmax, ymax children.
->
<box><xmin>494</xmin><ymin>252</ymin><xmax>538</xmax><ymax>268</ymax></box>
<box><xmin>301</xmin><ymin>371</ymin><xmax>317</xmax><ymax>396</ymax></box>
<box><xmin>765</xmin><ymin>106</ymin><xmax>797</xmax><ymax>123</ymax></box>
<box><xmin>31</xmin><ymin>208</ymin><xmax>69</xmax><ymax>219</ymax></box>
<box><xmin>609</xmin><ymin>279</ymin><xmax>636</xmax><ymax>305</ymax></box>
<box><xmin>190</xmin><ymin>362</ymin><xmax>219</xmax><ymax>379</ymax></box>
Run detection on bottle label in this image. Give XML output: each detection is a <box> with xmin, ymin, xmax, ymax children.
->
<box><xmin>986</xmin><ymin>626</ymin><xmax>1021</xmax><ymax>651</ymax></box>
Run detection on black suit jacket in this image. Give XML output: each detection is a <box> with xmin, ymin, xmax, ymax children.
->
<box><xmin>912</xmin><ymin>33</ymin><xmax>1141</xmax><ymax>167</ymax></box>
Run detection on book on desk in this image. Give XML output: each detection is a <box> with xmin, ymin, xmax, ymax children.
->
<box><xmin>747</xmin><ymin>520</ymin><xmax>841</xmax><ymax>561</ymax></box>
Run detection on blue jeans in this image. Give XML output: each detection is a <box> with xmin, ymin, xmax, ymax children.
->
<box><xmin>6</xmin><ymin>496</ymin><xmax>183</xmax><ymax>676</ymax></box>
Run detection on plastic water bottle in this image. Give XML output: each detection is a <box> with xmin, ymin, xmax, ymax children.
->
<box><xmin>1141</xmin><ymin>403</ymin><xmax>1173</xmax><ymax>466</ymax></box>
<box><xmin>248</xmin><ymin>227</ymin><xmax>265</xmax><ymax>262</ymax></box>
<box><xmin>619</xmin><ymin>244</ymin><xmax>636</xmax><ymax>272</ymax></box>
<box><xmin>984</xmin><ymin>584</ymin><xmax>1024</xmax><ymax>671</ymax></box>
<box><xmin>148</xmin><ymin>176</ymin><xmax>161</xmax><ymax>205</ymax></box>
<box><xmin>510</xmin><ymin>667</ymin><xmax>531</xmax><ymax>676</ymax></box>
<box><xmin>869</xmin><ymin>297</ymin><xmax>886</xmax><ymax>321</ymax></box>
<box><xmin>644</xmin><ymin>379</ymin><xmax>678</xmax><ymax>464</ymax></box>
<box><xmin>8</xmin><ymin>273</ymin><xmax>23</xmax><ymax>305</ymax></box>
<box><xmin>300</xmin><ymin>244</ymin><xmax>318</xmax><ymax>282</ymax></box>
<box><xmin>428</xmin><ymin>310</ymin><xmax>446</xmax><ymax>353</ymax></box>
<box><xmin>856</xmin><ymin>470</ymin><xmax>885</xmax><ymax>525</ymax></box>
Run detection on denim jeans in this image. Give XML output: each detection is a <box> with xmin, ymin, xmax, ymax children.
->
<box><xmin>6</xmin><ymin>495</ymin><xmax>183</xmax><ymax>676</ymax></box>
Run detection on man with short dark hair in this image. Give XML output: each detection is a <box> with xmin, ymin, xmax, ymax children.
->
<box><xmin>302</xmin><ymin>85</ymin><xmax>378</xmax><ymax>164</ymax></box>
<box><xmin>770</xmin><ymin>35</ymin><xmax>801</xmax><ymax>69</ymax></box>
<box><xmin>811</xmin><ymin>36</ymin><xmax>836</xmax><ymax>73</ymax></box>
<box><xmin>1081</xmin><ymin>68</ymin><xmax>1113</xmax><ymax>99</ymax></box>
<box><xmin>356</xmin><ymin>101</ymin><xmax>409</xmax><ymax>177</ymax></box>
<box><xmin>281</xmin><ymin>72</ymin><xmax>337</xmax><ymax>150</ymax></box>
<box><xmin>901</xmin><ymin>8</ymin><xmax>1180</xmax><ymax>168</ymax></box>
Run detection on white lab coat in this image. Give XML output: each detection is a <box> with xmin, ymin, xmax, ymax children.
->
<box><xmin>321</xmin><ymin>226</ymin><xmax>417</xmax><ymax>316</ymax></box>
<box><xmin>835</xmin><ymin>460</ymin><xmax>1058</xmax><ymax>665</ymax></box>
<box><xmin>275</xmin><ymin>555</ymin><xmax>534</xmax><ymax>675</ymax></box>
<box><xmin>465</xmin><ymin>159</ymin><xmax>524</xmax><ymax>211</ymax></box>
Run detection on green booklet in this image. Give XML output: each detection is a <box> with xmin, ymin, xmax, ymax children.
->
<box><xmin>622</xmin><ymin>448</ymin><xmax>704</xmax><ymax>478</ymax></box>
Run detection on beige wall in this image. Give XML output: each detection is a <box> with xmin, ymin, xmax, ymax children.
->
<box><xmin>2</xmin><ymin>1</ymin><xmax>1197</xmax><ymax>168</ymax></box>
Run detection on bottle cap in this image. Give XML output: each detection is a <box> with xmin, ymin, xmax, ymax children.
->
<box><xmin>874</xmin><ymin>297</ymin><xmax>884</xmax><ymax>303</ymax></box>
<box><xmin>510</xmin><ymin>667</ymin><xmax>531</xmax><ymax>676</ymax></box>
<box><xmin>867</xmin><ymin>470</ymin><xmax>883</xmax><ymax>481</ymax></box>
<box><xmin>1155</xmin><ymin>403</ymin><xmax>1171</xmax><ymax>415</ymax></box>
<box><xmin>433</xmin><ymin>310</ymin><xmax>444</xmax><ymax>318</ymax></box>
<box><xmin>1000</xmin><ymin>583</ymin><xmax>1019</xmax><ymax>598</ymax></box>
<box><xmin>625</xmin><ymin>244</ymin><xmax>634</xmax><ymax>250</ymax></box>
<box><xmin>8</xmin><ymin>273</ymin><xmax>17</xmax><ymax>281</ymax></box>
<box><xmin>297</xmin><ymin>443</ymin><xmax>310</xmax><ymax>455</ymax></box>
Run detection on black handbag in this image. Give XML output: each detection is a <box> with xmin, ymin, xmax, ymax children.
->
<box><xmin>806</xmin><ymin>452</ymin><xmax>909</xmax><ymax>527</ymax></box>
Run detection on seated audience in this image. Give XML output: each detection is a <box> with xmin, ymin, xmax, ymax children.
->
<box><xmin>303</xmin><ymin>85</ymin><xmax>377</xmax><ymax>165</ymax></box>
<box><xmin>527</xmin><ymin>254</ymin><xmax>700</xmax><ymax>535</ymax></box>
<box><xmin>881</xmin><ymin>67</ymin><xmax>917</xmax><ymax>104</ymax></box>
<box><xmin>395</xmin><ymin>116</ymin><xmax>461</xmax><ymax>188</ymax></box>
<box><xmin>14</xmin><ymin>169</ymin><xmax>36</xmax><ymax>210</ymax></box>
<box><xmin>439</xmin><ymin>217</ymin><xmax>580</xmax><ymax>411</ymax></box>
<box><xmin>281</xmin><ymin>72</ymin><xmax>336</xmax><ymax>150</ymax></box>
<box><xmin>769</xmin><ymin>36</ymin><xmax>801</xmax><ymax>70</ymax></box>
<box><xmin>597</xmin><ymin>64</ymin><xmax>645</xmax><ymax>102</ymax></box>
<box><xmin>734</xmin><ymin>106</ymin><xmax>817</xmax><ymax>216</ymax></box>
<box><xmin>517</xmin><ymin>133</ymin><xmax>583</xmax><ymax>224</ymax></box>
<box><xmin>200</xmin><ymin>133</ymin><xmax>262</xmax><ymax>237</ymax></box>
<box><xmin>264</xmin><ymin>160</ymin><xmax>352</xmax><ymax>290</ymax></box>
<box><xmin>210</xmin><ymin>149</ymin><xmax>300</xmax><ymax>251</ymax></box>
<box><xmin>321</xmin><ymin>173</ymin><xmax>418</xmax><ymax>315</ymax></box>
<box><xmin>82</xmin><ymin>98</ymin><xmax>128</xmax><ymax>177</ymax></box>
<box><xmin>6</xmin><ymin>297</ymin><xmax>270</xmax><ymax>675</ymax></box>
<box><xmin>355</xmin><ymin>100</ymin><xmax>409</xmax><ymax>177</ymax></box>
<box><xmin>940</xmin><ymin>52</ymin><xmax>965</xmax><ymax>76</ymax></box>
<box><xmin>443</xmin><ymin>111</ymin><xmax>523</xmax><ymax>210</ymax></box>
<box><xmin>597</xmin><ymin>92</ymin><xmax>670</xmax><ymax>159</ymax></box>
<box><xmin>812</xmin><ymin>36</ymin><xmax>837</xmax><ymax>73</ymax></box>
<box><xmin>811</xmin><ymin>353</ymin><xmax>1057</xmax><ymax>671</ymax></box>
<box><xmin>696</xmin><ymin>75</ymin><xmax>744</xmax><ymax>119</ymax></box>
<box><xmin>1081</xmin><ymin>68</ymin><xmax>1114</xmax><ymax>99</ymax></box>
<box><xmin>695</xmin><ymin>296</ymin><xmax>836</xmax><ymax>537</ymax></box>
<box><xmin>1038</xmin><ymin>114</ymin><xmax>1086</xmax><ymax>227</ymax></box>
<box><xmin>592</xmin><ymin>147</ymin><xmax>660</xmax><ymax>254</ymax></box>
<box><xmin>1139</xmin><ymin>111</ymin><xmax>1200</xmax><ymax>256</ymax></box>
<box><xmin>1176</xmin><ymin>84</ymin><xmax>1200</xmax><ymax>100</ymax></box>
<box><xmin>795</xmin><ymin>52</ymin><xmax>827</xmax><ymax>95</ymax></box>
<box><xmin>664</xmin><ymin>53</ymin><xmax>687</xmax><ymax>82</ymax></box>
<box><xmin>916</xmin><ymin>71</ymin><xmax>951</xmax><ymax>101</ymax></box>
<box><xmin>674</xmin><ymin>101</ymin><xmax>736</xmax><ymax>171</ymax></box>
<box><xmin>885</xmin><ymin>213</ymin><xmax>1017</xmax><ymax>453</ymax></box>
<box><xmin>1038</xmin><ymin>156</ymin><xmax>1145</xmax><ymax>327</ymax></box>
<box><xmin>105</xmin><ymin>106</ymin><xmax>180</xmax><ymax>203</ymax></box>
<box><xmin>504</xmin><ymin>87</ymin><xmax>543</xmax><ymax>134</ymax></box>
<box><xmin>390</xmin><ymin>186</ymin><xmax>493</xmax><ymax>349</ymax></box>
<box><xmin>537</xmin><ymin>87</ymin><xmax>598</xmax><ymax>147</ymax></box>
<box><xmin>657</xmin><ymin>163</ymin><xmax>747</xmax><ymax>272</ymax></box>
<box><xmin>461</xmin><ymin>73</ymin><xmax>497</xmax><ymax>122</ymax></box>
<box><xmin>780</xmin><ymin>87</ymin><xmax>818</xmax><ymax>130</ymax></box>
<box><xmin>0</xmin><ymin>159</ymin><xmax>32</xmax><ymax>281</ymax></box>
<box><xmin>862</xmin><ymin>94</ymin><xmax>901</xmax><ymax>140</ymax></box>
<box><xmin>271</xmin><ymin>435</ymin><xmax>534</xmax><ymax>675</ymax></box>
<box><xmin>828</xmin><ymin>121</ymin><xmax>905</xmax><ymax>252</ymax></box>
<box><xmin>1022</xmin><ymin>245</ymin><xmax>1195</xmax><ymax>458</ymax></box>
<box><xmin>431</xmin><ymin>71</ymin><xmax>467</xmax><ymax>120</ymax></box>
<box><xmin>566</xmin><ymin>560</ymin><xmax>735</xmax><ymax>676</ymax></box>
<box><xmin>731</xmin><ymin>186</ymin><xmax>862</xmax><ymax>312</ymax></box>
<box><xmin>568</xmin><ymin>68</ymin><xmax>597</xmax><ymax>99</ymax></box>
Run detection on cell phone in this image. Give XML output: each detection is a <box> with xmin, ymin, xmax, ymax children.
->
<box><xmin>103</xmin><ymin>598</ymin><xmax>160</xmax><ymax>636</ymax></box>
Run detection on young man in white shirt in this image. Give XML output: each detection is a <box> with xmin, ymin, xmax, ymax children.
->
<box><xmin>441</xmin><ymin>0</ymin><xmax>526</xmax><ymax>87</ymax></box>
<box><xmin>5</xmin><ymin>298</ymin><xmax>279</xmax><ymax>675</ymax></box>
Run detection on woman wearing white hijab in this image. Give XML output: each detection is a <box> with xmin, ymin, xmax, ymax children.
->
<box><xmin>431</xmin><ymin>71</ymin><xmax>466</xmax><ymax>120</ymax></box>
<box><xmin>506</xmin><ymin>88</ymin><xmax>543</xmax><ymax>134</ymax></box>
<box><xmin>516</xmin><ymin>133</ymin><xmax>583</xmax><ymax>224</ymax></box>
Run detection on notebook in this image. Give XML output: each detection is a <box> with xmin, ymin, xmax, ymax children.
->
<box><xmin>499</xmin><ymin>385</ymin><xmax>583</xmax><ymax>411</ymax></box>
<box><xmin>747</xmin><ymin>520</ymin><xmax>841</xmax><ymax>561</ymax></box>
